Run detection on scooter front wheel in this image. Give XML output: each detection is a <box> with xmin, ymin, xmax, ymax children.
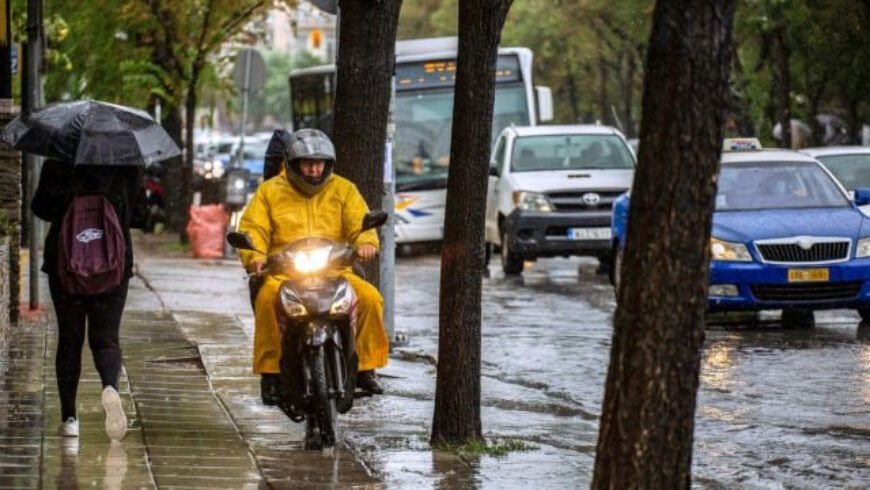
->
<box><xmin>305</xmin><ymin>346</ymin><xmax>337</xmax><ymax>449</ymax></box>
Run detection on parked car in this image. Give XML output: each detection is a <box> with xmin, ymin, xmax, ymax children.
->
<box><xmin>485</xmin><ymin>124</ymin><xmax>636</xmax><ymax>274</ymax></box>
<box><xmin>611</xmin><ymin>139</ymin><xmax>870</xmax><ymax>327</ymax></box>
<box><xmin>229</xmin><ymin>136</ymin><xmax>271</xmax><ymax>191</ymax></box>
<box><xmin>801</xmin><ymin>146</ymin><xmax>870</xmax><ymax>211</ymax></box>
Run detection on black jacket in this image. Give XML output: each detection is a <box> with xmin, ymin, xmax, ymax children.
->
<box><xmin>31</xmin><ymin>160</ymin><xmax>143</xmax><ymax>279</ymax></box>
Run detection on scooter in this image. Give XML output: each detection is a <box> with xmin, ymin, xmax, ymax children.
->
<box><xmin>227</xmin><ymin>210</ymin><xmax>388</xmax><ymax>449</ymax></box>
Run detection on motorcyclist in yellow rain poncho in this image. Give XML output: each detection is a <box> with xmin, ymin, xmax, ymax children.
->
<box><xmin>237</xmin><ymin>129</ymin><xmax>388</xmax><ymax>403</ymax></box>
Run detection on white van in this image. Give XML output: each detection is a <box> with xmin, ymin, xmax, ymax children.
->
<box><xmin>485</xmin><ymin>125</ymin><xmax>636</xmax><ymax>274</ymax></box>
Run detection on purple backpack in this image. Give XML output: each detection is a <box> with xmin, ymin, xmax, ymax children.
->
<box><xmin>57</xmin><ymin>195</ymin><xmax>126</xmax><ymax>295</ymax></box>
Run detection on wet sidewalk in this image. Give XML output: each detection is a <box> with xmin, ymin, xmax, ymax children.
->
<box><xmin>2</xmin><ymin>232</ymin><xmax>592</xmax><ymax>489</ymax></box>
<box><xmin>0</xmin><ymin>249</ymin><xmax>381</xmax><ymax>488</ymax></box>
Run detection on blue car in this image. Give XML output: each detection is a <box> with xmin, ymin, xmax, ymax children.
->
<box><xmin>611</xmin><ymin>142</ymin><xmax>870</xmax><ymax>326</ymax></box>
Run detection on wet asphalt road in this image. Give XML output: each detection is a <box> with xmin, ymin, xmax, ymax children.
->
<box><xmin>121</xmin><ymin>239</ymin><xmax>870</xmax><ymax>489</ymax></box>
<box><xmin>363</xmin><ymin>253</ymin><xmax>870</xmax><ymax>488</ymax></box>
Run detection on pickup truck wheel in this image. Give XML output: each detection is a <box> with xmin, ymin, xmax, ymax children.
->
<box><xmin>857</xmin><ymin>307</ymin><xmax>870</xmax><ymax>323</ymax></box>
<box><xmin>484</xmin><ymin>242</ymin><xmax>492</xmax><ymax>267</ymax></box>
<box><xmin>501</xmin><ymin>231</ymin><xmax>523</xmax><ymax>275</ymax></box>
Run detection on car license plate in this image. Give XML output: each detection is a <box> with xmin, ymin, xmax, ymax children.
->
<box><xmin>787</xmin><ymin>268</ymin><xmax>829</xmax><ymax>283</ymax></box>
<box><xmin>567</xmin><ymin>227</ymin><xmax>612</xmax><ymax>240</ymax></box>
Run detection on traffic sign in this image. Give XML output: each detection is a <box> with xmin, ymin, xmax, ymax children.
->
<box><xmin>232</xmin><ymin>48</ymin><xmax>266</xmax><ymax>94</ymax></box>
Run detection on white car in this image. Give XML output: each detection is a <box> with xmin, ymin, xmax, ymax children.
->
<box><xmin>801</xmin><ymin>146</ymin><xmax>870</xmax><ymax>212</ymax></box>
<box><xmin>485</xmin><ymin>125</ymin><xmax>636</xmax><ymax>274</ymax></box>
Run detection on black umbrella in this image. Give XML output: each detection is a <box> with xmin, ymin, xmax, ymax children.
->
<box><xmin>0</xmin><ymin>99</ymin><xmax>181</xmax><ymax>166</ymax></box>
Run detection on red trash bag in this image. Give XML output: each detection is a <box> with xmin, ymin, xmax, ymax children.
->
<box><xmin>186</xmin><ymin>204</ymin><xmax>229</xmax><ymax>259</ymax></box>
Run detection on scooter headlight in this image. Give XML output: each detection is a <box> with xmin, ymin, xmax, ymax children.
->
<box><xmin>279</xmin><ymin>286</ymin><xmax>308</xmax><ymax>318</ymax></box>
<box><xmin>329</xmin><ymin>281</ymin><xmax>357</xmax><ymax>316</ymax></box>
<box><xmin>293</xmin><ymin>246</ymin><xmax>332</xmax><ymax>274</ymax></box>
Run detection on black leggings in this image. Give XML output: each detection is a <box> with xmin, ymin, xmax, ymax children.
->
<box><xmin>48</xmin><ymin>276</ymin><xmax>129</xmax><ymax>421</ymax></box>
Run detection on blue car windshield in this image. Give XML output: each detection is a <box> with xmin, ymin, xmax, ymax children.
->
<box><xmin>716</xmin><ymin>161</ymin><xmax>849</xmax><ymax>211</ymax></box>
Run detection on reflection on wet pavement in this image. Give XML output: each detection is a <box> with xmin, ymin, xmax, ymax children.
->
<box><xmin>7</xmin><ymin>238</ymin><xmax>868</xmax><ymax>488</ymax></box>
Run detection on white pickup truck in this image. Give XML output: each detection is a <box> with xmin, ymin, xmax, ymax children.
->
<box><xmin>485</xmin><ymin>125</ymin><xmax>636</xmax><ymax>275</ymax></box>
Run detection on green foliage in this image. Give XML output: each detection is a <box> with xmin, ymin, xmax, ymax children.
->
<box><xmin>397</xmin><ymin>0</ymin><xmax>652</xmax><ymax>132</ymax></box>
<box><xmin>398</xmin><ymin>0</ymin><xmax>868</xmax><ymax>141</ymax></box>
<box><xmin>246</xmin><ymin>49</ymin><xmax>322</xmax><ymax>130</ymax></box>
<box><xmin>0</xmin><ymin>213</ymin><xmax>14</xmax><ymax>239</ymax></box>
<box><xmin>433</xmin><ymin>438</ymin><xmax>537</xmax><ymax>457</ymax></box>
<box><xmin>735</xmin><ymin>0</ymin><xmax>870</xmax><ymax>145</ymax></box>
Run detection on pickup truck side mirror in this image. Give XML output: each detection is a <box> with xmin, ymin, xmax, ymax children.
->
<box><xmin>488</xmin><ymin>164</ymin><xmax>500</xmax><ymax>177</ymax></box>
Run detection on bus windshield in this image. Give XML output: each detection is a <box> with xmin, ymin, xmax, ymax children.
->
<box><xmin>394</xmin><ymin>84</ymin><xmax>529</xmax><ymax>190</ymax></box>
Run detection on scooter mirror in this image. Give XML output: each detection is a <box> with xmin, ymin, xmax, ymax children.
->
<box><xmin>226</xmin><ymin>232</ymin><xmax>256</xmax><ymax>251</ymax></box>
<box><xmin>361</xmin><ymin>210</ymin><xmax>388</xmax><ymax>231</ymax></box>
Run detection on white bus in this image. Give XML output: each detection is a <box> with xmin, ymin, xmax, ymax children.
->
<box><xmin>289</xmin><ymin>37</ymin><xmax>552</xmax><ymax>244</ymax></box>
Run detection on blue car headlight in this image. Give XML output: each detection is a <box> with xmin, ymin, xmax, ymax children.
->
<box><xmin>856</xmin><ymin>238</ymin><xmax>870</xmax><ymax>258</ymax></box>
<box><xmin>711</xmin><ymin>238</ymin><xmax>752</xmax><ymax>261</ymax></box>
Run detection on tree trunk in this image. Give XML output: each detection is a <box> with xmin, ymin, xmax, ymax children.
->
<box><xmin>431</xmin><ymin>0</ymin><xmax>513</xmax><ymax>445</ymax></box>
<box><xmin>592</xmin><ymin>0</ymin><xmax>737</xmax><ymax>488</ymax></box>
<box><xmin>181</xmin><ymin>80</ymin><xmax>198</xmax><ymax>242</ymax></box>
<box><xmin>772</xmin><ymin>22</ymin><xmax>791</xmax><ymax>148</ymax></box>
<box><xmin>566</xmin><ymin>71</ymin><xmax>580</xmax><ymax>123</ymax></box>
<box><xmin>597</xmin><ymin>42</ymin><xmax>610</xmax><ymax>124</ymax></box>
<box><xmin>332</xmin><ymin>0</ymin><xmax>402</xmax><ymax>283</ymax></box>
<box><xmin>161</xmin><ymin>103</ymin><xmax>186</xmax><ymax>234</ymax></box>
<box><xmin>622</xmin><ymin>53</ymin><xmax>636</xmax><ymax>138</ymax></box>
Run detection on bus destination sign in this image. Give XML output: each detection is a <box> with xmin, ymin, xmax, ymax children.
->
<box><xmin>396</xmin><ymin>55</ymin><xmax>522</xmax><ymax>90</ymax></box>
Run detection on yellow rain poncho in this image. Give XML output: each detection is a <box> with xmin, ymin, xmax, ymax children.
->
<box><xmin>237</xmin><ymin>173</ymin><xmax>388</xmax><ymax>374</ymax></box>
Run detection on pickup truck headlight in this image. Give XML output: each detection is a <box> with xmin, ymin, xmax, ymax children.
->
<box><xmin>856</xmin><ymin>238</ymin><xmax>870</xmax><ymax>258</ymax></box>
<box><xmin>711</xmin><ymin>238</ymin><xmax>752</xmax><ymax>261</ymax></box>
<box><xmin>512</xmin><ymin>191</ymin><xmax>552</xmax><ymax>212</ymax></box>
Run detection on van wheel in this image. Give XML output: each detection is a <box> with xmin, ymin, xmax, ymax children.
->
<box><xmin>501</xmin><ymin>231</ymin><xmax>523</xmax><ymax>275</ymax></box>
<box><xmin>781</xmin><ymin>308</ymin><xmax>815</xmax><ymax>329</ymax></box>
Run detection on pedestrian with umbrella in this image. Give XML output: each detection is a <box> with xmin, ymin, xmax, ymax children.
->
<box><xmin>1</xmin><ymin>100</ymin><xmax>180</xmax><ymax>441</ymax></box>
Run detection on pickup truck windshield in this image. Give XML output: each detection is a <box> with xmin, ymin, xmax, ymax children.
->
<box><xmin>511</xmin><ymin>134</ymin><xmax>634</xmax><ymax>172</ymax></box>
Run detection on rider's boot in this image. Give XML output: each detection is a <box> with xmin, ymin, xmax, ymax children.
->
<box><xmin>356</xmin><ymin>370</ymin><xmax>384</xmax><ymax>395</ymax></box>
<box><xmin>261</xmin><ymin>373</ymin><xmax>281</xmax><ymax>406</ymax></box>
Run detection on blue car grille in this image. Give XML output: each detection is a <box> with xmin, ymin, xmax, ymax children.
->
<box><xmin>756</xmin><ymin>241</ymin><xmax>850</xmax><ymax>263</ymax></box>
<box><xmin>751</xmin><ymin>281</ymin><xmax>862</xmax><ymax>302</ymax></box>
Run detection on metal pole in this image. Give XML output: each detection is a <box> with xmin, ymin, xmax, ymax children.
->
<box><xmin>26</xmin><ymin>0</ymin><xmax>42</xmax><ymax>310</ymax></box>
<box><xmin>381</xmin><ymin>74</ymin><xmax>401</xmax><ymax>347</ymax></box>
<box><xmin>237</xmin><ymin>50</ymin><xmax>252</xmax><ymax>168</ymax></box>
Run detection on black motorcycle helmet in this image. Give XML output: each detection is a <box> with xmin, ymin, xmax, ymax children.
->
<box><xmin>284</xmin><ymin>128</ymin><xmax>336</xmax><ymax>196</ymax></box>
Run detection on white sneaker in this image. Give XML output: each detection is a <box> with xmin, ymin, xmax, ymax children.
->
<box><xmin>59</xmin><ymin>417</ymin><xmax>79</xmax><ymax>437</ymax></box>
<box><xmin>101</xmin><ymin>386</ymin><xmax>127</xmax><ymax>441</ymax></box>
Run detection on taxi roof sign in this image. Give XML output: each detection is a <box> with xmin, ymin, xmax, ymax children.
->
<box><xmin>723</xmin><ymin>138</ymin><xmax>762</xmax><ymax>151</ymax></box>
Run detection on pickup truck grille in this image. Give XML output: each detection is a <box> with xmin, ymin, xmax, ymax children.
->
<box><xmin>755</xmin><ymin>240</ymin><xmax>850</xmax><ymax>263</ymax></box>
<box><xmin>547</xmin><ymin>190</ymin><xmax>626</xmax><ymax>212</ymax></box>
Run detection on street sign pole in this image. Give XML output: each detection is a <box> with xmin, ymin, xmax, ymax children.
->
<box><xmin>25</xmin><ymin>0</ymin><xmax>42</xmax><ymax>310</ymax></box>
<box><xmin>237</xmin><ymin>49</ymin><xmax>252</xmax><ymax>168</ymax></box>
<box><xmin>381</xmin><ymin>74</ymin><xmax>404</xmax><ymax>348</ymax></box>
